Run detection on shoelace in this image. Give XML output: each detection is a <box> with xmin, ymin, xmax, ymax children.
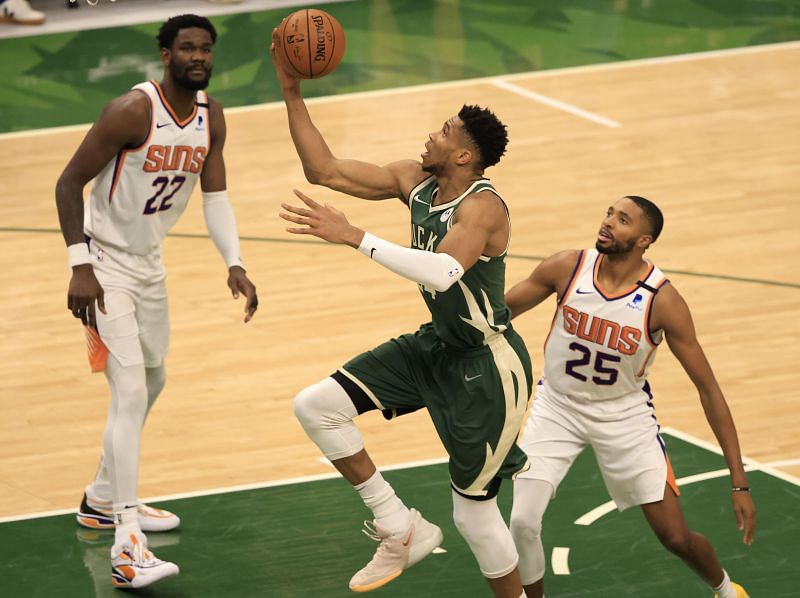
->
<box><xmin>360</xmin><ymin>520</ymin><xmax>383</xmax><ymax>543</ymax></box>
<box><xmin>121</xmin><ymin>537</ymin><xmax>156</xmax><ymax>566</ymax></box>
<box><xmin>359</xmin><ymin>520</ymin><xmax>395</xmax><ymax>565</ymax></box>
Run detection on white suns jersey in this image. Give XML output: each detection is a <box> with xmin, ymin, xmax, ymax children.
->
<box><xmin>542</xmin><ymin>249</ymin><xmax>670</xmax><ymax>401</ymax></box>
<box><xmin>84</xmin><ymin>80</ymin><xmax>210</xmax><ymax>255</ymax></box>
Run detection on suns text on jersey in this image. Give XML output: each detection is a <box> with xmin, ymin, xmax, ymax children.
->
<box><xmin>143</xmin><ymin>145</ymin><xmax>207</xmax><ymax>173</ymax></box>
<box><xmin>562</xmin><ymin>305</ymin><xmax>642</xmax><ymax>355</ymax></box>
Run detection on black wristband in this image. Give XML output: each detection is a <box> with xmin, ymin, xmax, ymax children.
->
<box><xmin>731</xmin><ymin>486</ymin><xmax>750</xmax><ymax>492</ymax></box>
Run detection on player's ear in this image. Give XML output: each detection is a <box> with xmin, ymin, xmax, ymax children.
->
<box><xmin>637</xmin><ymin>234</ymin><xmax>653</xmax><ymax>250</ymax></box>
<box><xmin>455</xmin><ymin>147</ymin><xmax>473</xmax><ymax>166</ymax></box>
<box><xmin>160</xmin><ymin>47</ymin><xmax>170</xmax><ymax>66</ymax></box>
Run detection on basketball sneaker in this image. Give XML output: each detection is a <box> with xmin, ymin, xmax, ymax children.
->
<box><xmin>77</xmin><ymin>491</ymin><xmax>180</xmax><ymax>532</ymax></box>
<box><xmin>348</xmin><ymin>508</ymin><xmax>443</xmax><ymax>593</ymax></box>
<box><xmin>0</xmin><ymin>0</ymin><xmax>45</xmax><ymax>25</ymax></box>
<box><xmin>111</xmin><ymin>533</ymin><xmax>179</xmax><ymax>589</ymax></box>
<box><xmin>715</xmin><ymin>582</ymin><xmax>749</xmax><ymax>598</ymax></box>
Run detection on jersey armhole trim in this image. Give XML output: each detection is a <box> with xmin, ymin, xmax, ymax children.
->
<box><xmin>558</xmin><ymin>250</ymin><xmax>586</xmax><ymax>305</ymax></box>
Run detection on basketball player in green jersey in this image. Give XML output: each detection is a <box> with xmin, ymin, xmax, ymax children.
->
<box><xmin>272</xmin><ymin>33</ymin><xmax>531</xmax><ymax>598</ymax></box>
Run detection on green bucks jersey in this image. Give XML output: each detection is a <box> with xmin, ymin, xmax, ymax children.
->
<box><xmin>408</xmin><ymin>176</ymin><xmax>512</xmax><ymax>350</ymax></box>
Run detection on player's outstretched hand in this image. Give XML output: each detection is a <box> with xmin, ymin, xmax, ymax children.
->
<box><xmin>227</xmin><ymin>266</ymin><xmax>258</xmax><ymax>323</ymax></box>
<box><xmin>67</xmin><ymin>264</ymin><xmax>106</xmax><ymax>329</ymax></box>
<box><xmin>732</xmin><ymin>491</ymin><xmax>756</xmax><ymax>545</ymax></box>
<box><xmin>280</xmin><ymin>189</ymin><xmax>363</xmax><ymax>248</ymax></box>
<box><xmin>270</xmin><ymin>27</ymin><xmax>301</xmax><ymax>89</ymax></box>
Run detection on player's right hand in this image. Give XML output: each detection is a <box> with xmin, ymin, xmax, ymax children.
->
<box><xmin>732</xmin><ymin>490</ymin><xmax>756</xmax><ymax>545</ymax></box>
<box><xmin>270</xmin><ymin>27</ymin><xmax>301</xmax><ymax>88</ymax></box>
<box><xmin>67</xmin><ymin>264</ymin><xmax>106</xmax><ymax>329</ymax></box>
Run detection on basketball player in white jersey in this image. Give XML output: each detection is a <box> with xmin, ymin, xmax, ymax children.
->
<box><xmin>505</xmin><ymin>196</ymin><xmax>755</xmax><ymax>598</ymax></box>
<box><xmin>55</xmin><ymin>14</ymin><xmax>257</xmax><ymax>589</ymax></box>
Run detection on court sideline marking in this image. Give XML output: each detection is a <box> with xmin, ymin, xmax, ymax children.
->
<box><xmin>1</xmin><ymin>40</ymin><xmax>797</xmax><ymax>141</ymax></box>
<box><xmin>2</xmin><ymin>428</ymin><xmax>796</xmax><ymax>525</ymax></box>
<box><xmin>2</xmin><ymin>227</ymin><xmax>798</xmax><ymax>290</ymax></box>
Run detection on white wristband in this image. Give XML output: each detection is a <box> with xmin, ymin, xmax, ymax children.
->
<box><xmin>357</xmin><ymin>231</ymin><xmax>464</xmax><ymax>292</ymax></box>
<box><xmin>67</xmin><ymin>243</ymin><xmax>91</xmax><ymax>268</ymax></box>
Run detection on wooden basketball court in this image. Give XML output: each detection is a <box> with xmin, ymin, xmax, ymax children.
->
<box><xmin>1</xmin><ymin>41</ymin><xmax>798</xmax><ymax>519</ymax></box>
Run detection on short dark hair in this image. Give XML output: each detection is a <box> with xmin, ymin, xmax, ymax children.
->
<box><xmin>458</xmin><ymin>104</ymin><xmax>508</xmax><ymax>170</ymax></box>
<box><xmin>626</xmin><ymin>195</ymin><xmax>664</xmax><ymax>242</ymax></box>
<box><xmin>157</xmin><ymin>14</ymin><xmax>217</xmax><ymax>50</ymax></box>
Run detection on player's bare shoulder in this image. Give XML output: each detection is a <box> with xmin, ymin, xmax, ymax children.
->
<box><xmin>649</xmin><ymin>280</ymin><xmax>691</xmax><ymax>333</ymax></box>
<box><xmin>385</xmin><ymin>159</ymin><xmax>427</xmax><ymax>200</ymax></box>
<box><xmin>540</xmin><ymin>249</ymin><xmax>583</xmax><ymax>298</ymax></box>
<box><xmin>458</xmin><ymin>188</ymin><xmax>507</xmax><ymax>224</ymax></box>
<box><xmin>87</xmin><ymin>89</ymin><xmax>151</xmax><ymax>149</ymax></box>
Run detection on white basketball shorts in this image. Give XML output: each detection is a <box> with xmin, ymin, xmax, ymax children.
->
<box><xmin>89</xmin><ymin>238</ymin><xmax>169</xmax><ymax>368</ymax></box>
<box><xmin>516</xmin><ymin>379</ymin><xmax>678</xmax><ymax>511</ymax></box>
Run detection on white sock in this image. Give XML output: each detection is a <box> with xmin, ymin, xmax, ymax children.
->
<box><xmin>113</xmin><ymin>506</ymin><xmax>141</xmax><ymax>548</ymax></box>
<box><xmin>354</xmin><ymin>471</ymin><xmax>410</xmax><ymax>533</ymax></box>
<box><xmin>713</xmin><ymin>569</ymin><xmax>736</xmax><ymax>598</ymax></box>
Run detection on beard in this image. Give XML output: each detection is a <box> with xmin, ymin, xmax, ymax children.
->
<box><xmin>170</xmin><ymin>61</ymin><xmax>212</xmax><ymax>91</ymax></box>
<box><xmin>596</xmin><ymin>236</ymin><xmax>636</xmax><ymax>255</ymax></box>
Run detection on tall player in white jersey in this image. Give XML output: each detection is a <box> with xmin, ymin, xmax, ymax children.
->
<box><xmin>505</xmin><ymin>196</ymin><xmax>755</xmax><ymax>598</ymax></box>
<box><xmin>55</xmin><ymin>14</ymin><xmax>257</xmax><ymax>589</ymax></box>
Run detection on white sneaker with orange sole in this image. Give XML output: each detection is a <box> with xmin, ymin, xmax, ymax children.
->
<box><xmin>348</xmin><ymin>508</ymin><xmax>443</xmax><ymax>593</ymax></box>
<box><xmin>77</xmin><ymin>490</ymin><xmax>180</xmax><ymax>532</ymax></box>
<box><xmin>111</xmin><ymin>533</ymin><xmax>179</xmax><ymax>589</ymax></box>
<box><xmin>0</xmin><ymin>0</ymin><xmax>45</xmax><ymax>25</ymax></box>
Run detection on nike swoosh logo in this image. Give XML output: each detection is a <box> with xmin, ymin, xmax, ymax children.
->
<box><xmin>401</xmin><ymin>528</ymin><xmax>414</xmax><ymax>547</ymax></box>
<box><xmin>412</xmin><ymin>195</ymin><xmax>428</xmax><ymax>205</ymax></box>
<box><xmin>464</xmin><ymin>374</ymin><xmax>482</xmax><ymax>382</ymax></box>
<box><xmin>575</xmin><ymin>288</ymin><xmax>593</xmax><ymax>294</ymax></box>
<box><xmin>156</xmin><ymin>122</ymin><xmax>171</xmax><ymax>129</ymax></box>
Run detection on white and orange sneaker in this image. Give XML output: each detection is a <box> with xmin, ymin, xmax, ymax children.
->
<box><xmin>77</xmin><ymin>491</ymin><xmax>180</xmax><ymax>532</ymax></box>
<box><xmin>348</xmin><ymin>508</ymin><xmax>443</xmax><ymax>593</ymax></box>
<box><xmin>111</xmin><ymin>533</ymin><xmax>179</xmax><ymax>589</ymax></box>
<box><xmin>0</xmin><ymin>0</ymin><xmax>45</xmax><ymax>25</ymax></box>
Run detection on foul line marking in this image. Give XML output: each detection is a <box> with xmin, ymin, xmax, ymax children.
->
<box><xmin>491</xmin><ymin>79</ymin><xmax>620</xmax><ymax>128</ymax></box>
<box><xmin>1</xmin><ymin>40</ymin><xmax>798</xmax><ymax>141</ymax></box>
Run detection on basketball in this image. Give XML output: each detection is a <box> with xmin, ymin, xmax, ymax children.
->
<box><xmin>276</xmin><ymin>9</ymin><xmax>346</xmax><ymax>79</ymax></box>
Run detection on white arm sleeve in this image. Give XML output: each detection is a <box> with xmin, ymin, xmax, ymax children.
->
<box><xmin>202</xmin><ymin>190</ymin><xmax>245</xmax><ymax>270</ymax></box>
<box><xmin>357</xmin><ymin>231</ymin><xmax>464</xmax><ymax>292</ymax></box>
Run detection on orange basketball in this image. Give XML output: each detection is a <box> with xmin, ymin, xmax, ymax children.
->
<box><xmin>276</xmin><ymin>9</ymin><xmax>346</xmax><ymax>79</ymax></box>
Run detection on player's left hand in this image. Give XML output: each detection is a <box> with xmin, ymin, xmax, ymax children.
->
<box><xmin>227</xmin><ymin>266</ymin><xmax>258</xmax><ymax>323</ymax></box>
<box><xmin>280</xmin><ymin>189</ymin><xmax>363</xmax><ymax>247</ymax></box>
<box><xmin>732</xmin><ymin>490</ymin><xmax>756</xmax><ymax>545</ymax></box>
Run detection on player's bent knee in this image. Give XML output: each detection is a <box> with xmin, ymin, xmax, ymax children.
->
<box><xmin>452</xmin><ymin>492</ymin><xmax>519</xmax><ymax>579</ymax></box>
<box><xmin>293</xmin><ymin>379</ymin><xmax>352</xmax><ymax>430</ymax></box>
<box><xmin>655</xmin><ymin>528</ymin><xmax>692</xmax><ymax>555</ymax></box>
<box><xmin>509</xmin><ymin>510</ymin><xmax>542</xmax><ymax>543</ymax></box>
<box><xmin>292</xmin><ymin>377</ymin><xmax>364</xmax><ymax>460</ymax></box>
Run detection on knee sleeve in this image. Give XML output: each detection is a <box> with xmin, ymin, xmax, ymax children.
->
<box><xmin>452</xmin><ymin>490</ymin><xmax>518</xmax><ymax>579</ymax></box>
<box><xmin>509</xmin><ymin>478</ymin><xmax>553</xmax><ymax>585</ymax></box>
<box><xmin>293</xmin><ymin>377</ymin><xmax>363</xmax><ymax>461</ymax></box>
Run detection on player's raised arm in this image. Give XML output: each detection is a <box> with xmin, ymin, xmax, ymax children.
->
<box><xmin>505</xmin><ymin>250</ymin><xmax>581</xmax><ymax>319</ymax></box>
<box><xmin>55</xmin><ymin>92</ymin><xmax>150</xmax><ymax>325</ymax></box>
<box><xmin>270</xmin><ymin>29</ymin><xmax>422</xmax><ymax>201</ymax></box>
<box><xmin>652</xmin><ymin>284</ymin><xmax>756</xmax><ymax>545</ymax></box>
